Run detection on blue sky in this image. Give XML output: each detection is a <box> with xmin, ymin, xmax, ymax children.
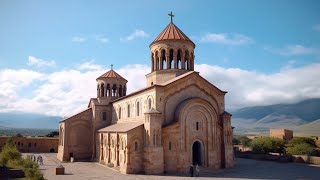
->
<box><xmin>0</xmin><ymin>1</ymin><xmax>320</xmax><ymax>116</ymax></box>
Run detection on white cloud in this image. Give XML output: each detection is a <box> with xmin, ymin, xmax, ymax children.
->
<box><xmin>121</xmin><ymin>30</ymin><xmax>149</xmax><ymax>41</ymax></box>
<box><xmin>27</xmin><ymin>56</ymin><xmax>56</xmax><ymax>67</ymax></box>
<box><xmin>78</xmin><ymin>61</ymin><xmax>103</xmax><ymax>71</ymax></box>
<box><xmin>0</xmin><ymin>69</ymin><xmax>44</xmax><ymax>110</ymax></box>
<box><xmin>199</xmin><ymin>33</ymin><xmax>254</xmax><ymax>45</ymax></box>
<box><xmin>1</xmin><ymin>62</ymin><xmax>320</xmax><ymax>116</ymax></box>
<box><xmin>72</xmin><ymin>36</ymin><xmax>86</xmax><ymax>43</ymax></box>
<box><xmin>97</xmin><ymin>37</ymin><xmax>109</xmax><ymax>43</ymax></box>
<box><xmin>196</xmin><ymin>63</ymin><xmax>320</xmax><ymax>109</ymax></box>
<box><xmin>313</xmin><ymin>24</ymin><xmax>320</xmax><ymax>31</ymax></box>
<box><xmin>264</xmin><ymin>45</ymin><xmax>318</xmax><ymax>56</ymax></box>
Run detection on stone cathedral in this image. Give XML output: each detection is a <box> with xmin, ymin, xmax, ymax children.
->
<box><xmin>57</xmin><ymin>13</ymin><xmax>234</xmax><ymax>174</ymax></box>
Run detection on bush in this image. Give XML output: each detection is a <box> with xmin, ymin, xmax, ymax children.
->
<box><xmin>0</xmin><ymin>138</ymin><xmax>45</xmax><ymax>180</ymax></box>
<box><xmin>251</xmin><ymin>137</ymin><xmax>285</xmax><ymax>154</ymax></box>
<box><xmin>45</xmin><ymin>131</ymin><xmax>59</xmax><ymax>137</ymax></box>
<box><xmin>0</xmin><ymin>138</ymin><xmax>22</xmax><ymax>166</ymax></box>
<box><xmin>238</xmin><ymin>136</ymin><xmax>252</xmax><ymax>147</ymax></box>
<box><xmin>287</xmin><ymin>137</ymin><xmax>316</xmax><ymax>148</ymax></box>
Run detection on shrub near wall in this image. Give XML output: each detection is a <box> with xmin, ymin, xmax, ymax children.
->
<box><xmin>0</xmin><ymin>138</ymin><xmax>45</xmax><ymax>180</ymax></box>
<box><xmin>251</xmin><ymin>137</ymin><xmax>285</xmax><ymax>154</ymax></box>
<box><xmin>286</xmin><ymin>137</ymin><xmax>320</xmax><ymax>156</ymax></box>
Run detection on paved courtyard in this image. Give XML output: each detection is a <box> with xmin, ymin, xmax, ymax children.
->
<box><xmin>36</xmin><ymin>153</ymin><xmax>320</xmax><ymax>180</ymax></box>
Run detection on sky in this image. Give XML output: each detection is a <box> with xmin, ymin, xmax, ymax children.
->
<box><xmin>0</xmin><ymin>0</ymin><xmax>320</xmax><ymax>117</ymax></box>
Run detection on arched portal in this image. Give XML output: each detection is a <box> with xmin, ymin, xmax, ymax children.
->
<box><xmin>192</xmin><ymin>141</ymin><xmax>202</xmax><ymax>165</ymax></box>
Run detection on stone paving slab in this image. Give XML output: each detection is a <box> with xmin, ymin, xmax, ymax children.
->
<box><xmin>33</xmin><ymin>153</ymin><xmax>320</xmax><ymax>180</ymax></box>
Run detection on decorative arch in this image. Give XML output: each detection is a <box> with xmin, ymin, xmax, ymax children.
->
<box><xmin>175</xmin><ymin>98</ymin><xmax>219</xmax><ymax>150</ymax></box>
<box><xmin>146</xmin><ymin>95</ymin><xmax>154</xmax><ymax>110</ymax></box>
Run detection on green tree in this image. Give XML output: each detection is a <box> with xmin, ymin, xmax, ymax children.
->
<box><xmin>0</xmin><ymin>138</ymin><xmax>22</xmax><ymax>166</ymax></box>
<box><xmin>45</xmin><ymin>131</ymin><xmax>59</xmax><ymax>137</ymax></box>
<box><xmin>251</xmin><ymin>137</ymin><xmax>285</xmax><ymax>154</ymax></box>
<box><xmin>233</xmin><ymin>138</ymin><xmax>240</xmax><ymax>145</ymax></box>
<box><xmin>287</xmin><ymin>137</ymin><xmax>316</xmax><ymax>148</ymax></box>
<box><xmin>15</xmin><ymin>133</ymin><xmax>23</xmax><ymax>137</ymax></box>
<box><xmin>239</xmin><ymin>136</ymin><xmax>252</xmax><ymax>147</ymax></box>
<box><xmin>286</xmin><ymin>137</ymin><xmax>319</xmax><ymax>156</ymax></box>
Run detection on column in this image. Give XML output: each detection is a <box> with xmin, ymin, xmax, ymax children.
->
<box><xmin>151</xmin><ymin>58</ymin><xmax>154</xmax><ymax>72</ymax></box>
<box><xmin>174</xmin><ymin>56</ymin><xmax>177</xmax><ymax>69</ymax></box>
<box><xmin>160</xmin><ymin>57</ymin><xmax>163</xmax><ymax>70</ymax></box>
<box><xmin>181</xmin><ymin>54</ymin><xmax>185</xmax><ymax>70</ymax></box>
<box><xmin>166</xmin><ymin>55</ymin><xmax>170</xmax><ymax>69</ymax></box>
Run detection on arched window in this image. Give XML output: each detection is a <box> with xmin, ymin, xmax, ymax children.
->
<box><xmin>134</xmin><ymin>142</ymin><xmax>138</xmax><ymax>151</ymax></box>
<box><xmin>107</xmin><ymin>84</ymin><xmax>110</xmax><ymax>97</ymax></box>
<box><xmin>148</xmin><ymin>98</ymin><xmax>152</xmax><ymax>109</ymax></box>
<box><xmin>119</xmin><ymin>85</ymin><xmax>123</xmax><ymax>97</ymax></box>
<box><xmin>196</xmin><ymin>122</ymin><xmax>199</xmax><ymax>130</ymax></box>
<box><xmin>169</xmin><ymin>49</ymin><xmax>174</xmax><ymax>69</ymax></box>
<box><xmin>101</xmin><ymin>83</ymin><xmax>105</xmax><ymax>97</ymax></box>
<box><xmin>161</xmin><ymin>50</ymin><xmax>166</xmax><ymax>69</ymax></box>
<box><xmin>169</xmin><ymin>142</ymin><xmax>172</xmax><ymax>150</ymax></box>
<box><xmin>112</xmin><ymin>84</ymin><xmax>117</xmax><ymax>97</ymax></box>
<box><xmin>123</xmin><ymin>85</ymin><xmax>127</xmax><ymax>96</ymax></box>
<box><xmin>136</xmin><ymin>101</ymin><xmax>140</xmax><ymax>116</ymax></box>
<box><xmin>185</xmin><ymin>50</ymin><xmax>189</xmax><ymax>70</ymax></box>
<box><xmin>118</xmin><ymin>107</ymin><xmax>121</xmax><ymax>119</ymax></box>
<box><xmin>127</xmin><ymin>104</ymin><xmax>130</xmax><ymax>117</ymax></box>
<box><xmin>177</xmin><ymin>49</ymin><xmax>182</xmax><ymax>69</ymax></box>
<box><xmin>102</xmin><ymin>112</ymin><xmax>107</xmax><ymax>121</ymax></box>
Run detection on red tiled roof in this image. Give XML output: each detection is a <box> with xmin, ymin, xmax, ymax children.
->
<box><xmin>150</xmin><ymin>22</ymin><xmax>195</xmax><ymax>47</ymax></box>
<box><xmin>97</xmin><ymin>69</ymin><xmax>127</xmax><ymax>81</ymax></box>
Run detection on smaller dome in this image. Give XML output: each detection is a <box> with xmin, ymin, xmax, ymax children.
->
<box><xmin>97</xmin><ymin>69</ymin><xmax>127</xmax><ymax>82</ymax></box>
<box><xmin>150</xmin><ymin>22</ymin><xmax>195</xmax><ymax>47</ymax></box>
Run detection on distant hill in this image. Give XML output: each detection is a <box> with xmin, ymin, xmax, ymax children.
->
<box><xmin>231</xmin><ymin>98</ymin><xmax>320</xmax><ymax>136</ymax></box>
<box><xmin>0</xmin><ymin>112</ymin><xmax>62</xmax><ymax>129</ymax></box>
<box><xmin>232</xmin><ymin>98</ymin><xmax>320</xmax><ymax>122</ymax></box>
<box><xmin>291</xmin><ymin>119</ymin><xmax>320</xmax><ymax>137</ymax></box>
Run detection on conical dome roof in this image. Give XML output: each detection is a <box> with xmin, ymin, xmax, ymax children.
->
<box><xmin>97</xmin><ymin>69</ymin><xmax>127</xmax><ymax>82</ymax></box>
<box><xmin>150</xmin><ymin>22</ymin><xmax>195</xmax><ymax>47</ymax></box>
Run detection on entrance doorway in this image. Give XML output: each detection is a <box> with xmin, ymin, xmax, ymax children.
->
<box><xmin>192</xmin><ymin>141</ymin><xmax>202</xmax><ymax>165</ymax></box>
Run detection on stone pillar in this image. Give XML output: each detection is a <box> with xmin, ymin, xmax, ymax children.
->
<box><xmin>221</xmin><ymin>112</ymin><xmax>234</xmax><ymax>168</ymax></box>
<box><xmin>174</xmin><ymin>56</ymin><xmax>177</xmax><ymax>69</ymax></box>
<box><xmin>143</xmin><ymin>108</ymin><xmax>164</xmax><ymax>174</ymax></box>
<box><xmin>181</xmin><ymin>54</ymin><xmax>185</xmax><ymax>70</ymax></box>
<box><xmin>166</xmin><ymin>56</ymin><xmax>170</xmax><ymax>69</ymax></box>
<box><xmin>160</xmin><ymin>57</ymin><xmax>163</xmax><ymax>70</ymax></box>
<box><xmin>151</xmin><ymin>57</ymin><xmax>154</xmax><ymax>72</ymax></box>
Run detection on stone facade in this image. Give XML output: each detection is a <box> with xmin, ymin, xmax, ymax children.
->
<box><xmin>270</xmin><ymin>129</ymin><xmax>293</xmax><ymax>142</ymax></box>
<box><xmin>0</xmin><ymin>136</ymin><xmax>58</xmax><ymax>153</ymax></box>
<box><xmin>57</xmin><ymin>17</ymin><xmax>234</xmax><ymax>174</ymax></box>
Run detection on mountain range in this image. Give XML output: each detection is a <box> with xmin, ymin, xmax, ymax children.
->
<box><xmin>0</xmin><ymin>98</ymin><xmax>319</xmax><ymax>137</ymax></box>
<box><xmin>0</xmin><ymin>112</ymin><xmax>62</xmax><ymax>129</ymax></box>
<box><xmin>231</xmin><ymin>98</ymin><xmax>320</xmax><ymax>136</ymax></box>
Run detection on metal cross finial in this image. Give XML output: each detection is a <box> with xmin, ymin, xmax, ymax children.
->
<box><xmin>168</xmin><ymin>11</ymin><xmax>174</xmax><ymax>22</ymax></box>
<box><xmin>111</xmin><ymin>64</ymin><xmax>113</xmax><ymax>70</ymax></box>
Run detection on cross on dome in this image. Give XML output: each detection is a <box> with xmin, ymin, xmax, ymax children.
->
<box><xmin>168</xmin><ymin>11</ymin><xmax>174</xmax><ymax>22</ymax></box>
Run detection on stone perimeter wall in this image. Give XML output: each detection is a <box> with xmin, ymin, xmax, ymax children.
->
<box><xmin>0</xmin><ymin>136</ymin><xmax>58</xmax><ymax>153</ymax></box>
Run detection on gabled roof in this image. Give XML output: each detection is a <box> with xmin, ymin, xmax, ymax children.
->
<box><xmin>97</xmin><ymin>69</ymin><xmax>127</xmax><ymax>81</ymax></box>
<box><xmin>98</xmin><ymin>122</ymin><xmax>143</xmax><ymax>133</ymax></box>
<box><xmin>59</xmin><ymin>108</ymin><xmax>92</xmax><ymax>123</ymax></box>
<box><xmin>150</xmin><ymin>22</ymin><xmax>195</xmax><ymax>47</ymax></box>
<box><xmin>111</xmin><ymin>71</ymin><xmax>227</xmax><ymax>103</ymax></box>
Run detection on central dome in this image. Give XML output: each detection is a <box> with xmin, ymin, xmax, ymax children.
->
<box><xmin>150</xmin><ymin>22</ymin><xmax>195</xmax><ymax>48</ymax></box>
